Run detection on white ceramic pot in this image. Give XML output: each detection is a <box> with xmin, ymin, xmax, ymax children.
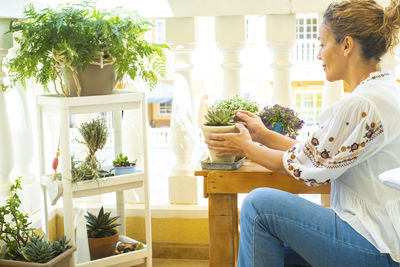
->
<box><xmin>201</xmin><ymin>124</ymin><xmax>238</xmax><ymax>163</ymax></box>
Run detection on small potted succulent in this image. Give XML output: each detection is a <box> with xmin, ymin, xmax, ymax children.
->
<box><xmin>7</xmin><ymin>2</ymin><xmax>167</xmax><ymax>96</ymax></box>
<box><xmin>85</xmin><ymin>207</ymin><xmax>121</xmax><ymax>260</ymax></box>
<box><xmin>201</xmin><ymin>95</ymin><xmax>259</xmax><ymax>163</ymax></box>
<box><xmin>110</xmin><ymin>153</ymin><xmax>137</xmax><ymax>176</ymax></box>
<box><xmin>0</xmin><ymin>177</ymin><xmax>75</xmax><ymax>267</ymax></box>
<box><xmin>259</xmin><ymin>104</ymin><xmax>305</xmax><ymax>139</ymax></box>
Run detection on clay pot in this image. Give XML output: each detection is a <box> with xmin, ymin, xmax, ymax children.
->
<box><xmin>88</xmin><ymin>232</ymin><xmax>119</xmax><ymax>260</ymax></box>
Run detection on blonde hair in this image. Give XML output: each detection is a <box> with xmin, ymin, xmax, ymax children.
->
<box><xmin>323</xmin><ymin>0</ymin><xmax>400</xmax><ymax>61</ymax></box>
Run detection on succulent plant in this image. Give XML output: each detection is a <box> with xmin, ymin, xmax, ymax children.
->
<box><xmin>85</xmin><ymin>207</ymin><xmax>121</xmax><ymax>238</ymax></box>
<box><xmin>52</xmin><ymin>236</ymin><xmax>72</xmax><ymax>257</ymax></box>
<box><xmin>113</xmin><ymin>153</ymin><xmax>137</xmax><ymax>167</ymax></box>
<box><xmin>205</xmin><ymin>107</ymin><xmax>235</xmax><ymax>126</ymax></box>
<box><xmin>18</xmin><ymin>236</ymin><xmax>72</xmax><ymax>263</ymax></box>
<box><xmin>19</xmin><ymin>237</ymin><xmax>55</xmax><ymax>263</ymax></box>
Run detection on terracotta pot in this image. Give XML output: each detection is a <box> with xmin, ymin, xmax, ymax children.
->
<box><xmin>0</xmin><ymin>246</ymin><xmax>76</xmax><ymax>267</ymax></box>
<box><xmin>62</xmin><ymin>64</ymin><xmax>116</xmax><ymax>97</ymax></box>
<box><xmin>88</xmin><ymin>232</ymin><xmax>119</xmax><ymax>260</ymax></box>
<box><xmin>201</xmin><ymin>124</ymin><xmax>238</xmax><ymax>163</ymax></box>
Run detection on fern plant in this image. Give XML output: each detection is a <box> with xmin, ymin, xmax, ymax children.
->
<box><xmin>85</xmin><ymin>207</ymin><xmax>121</xmax><ymax>238</ymax></box>
<box><xmin>7</xmin><ymin>1</ymin><xmax>168</xmax><ymax>94</ymax></box>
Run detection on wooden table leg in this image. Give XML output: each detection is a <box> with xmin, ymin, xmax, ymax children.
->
<box><xmin>320</xmin><ymin>194</ymin><xmax>330</xmax><ymax>207</ymax></box>
<box><xmin>208</xmin><ymin>193</ymin><xmax>238</xmax><ymax>267</ymax></box>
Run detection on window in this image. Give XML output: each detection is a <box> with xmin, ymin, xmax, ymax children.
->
<box><xmin>154</xmin><ymin>19</ymin><xmax>166</xmax><ymax>44</ymax></box>
<box><xmin>158</xmin><ymin>103</ymin><xmax>172</xmax><ymax>116</ymax></box>
<box><xmin>293</xmin><ymin>14</ymin><xmax>319</xmax><ymax>62</ymax></box>
<box><xmin>294</xmin><ymin>91</ymin><xmax>322</xmax><ymax>124</ymax></box>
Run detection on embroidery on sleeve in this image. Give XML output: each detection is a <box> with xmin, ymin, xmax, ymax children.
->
<box><xmin>285</xmin><ymin>120</ymin><xmax>383</xmax><ymax>186</ymax></box>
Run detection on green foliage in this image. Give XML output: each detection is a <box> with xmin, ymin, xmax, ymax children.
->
<box><xmin>7</xmin><ymin>1</ymin><xmax>168</xmax><ymax>93</ymax></box>
<box><xmin>205</xmin><ymin>95</ymin><xmax>259</xmax><ymax>126</ymax></box>
<box><xmin>0</xmin><ymin>177</ymin><xmax>36</xmax><ymax>261</ymax></box>
<box><xmin>85</xmin><ymin>207</ymin><xmax>121</xmax><ymax>238</ymax></box>
<box><xmin>19</xmin><ymin>237</ymin><xmax>54</xmax><ymax>263</ymax></box>
<box><xmin>76</xmin><ymin>117</ymin><xmax>108</xmax><ymax>169</ymax></box>
<box><xmin>51</xmin><ymin>236</ymin><xmax>71</xmax><ymax>257</ymax></box>
<box><xmin>19</xmin><ymin>236</ymin><xmax>71</xmax><ymax>263</ymax></box>
<box><xmin>204</xmin><ymin>107</ymin><xmax>235</xmax><ymax>126</ymax></box>
<box><xmin>71</xmin><ymin>156</ymin><xmax>100</xmax><ymax>183</ymax></box>
<box><xmin>113</xmin><ymin>153</ymin><xmax>137</xmax><ymax>167</ymax></box>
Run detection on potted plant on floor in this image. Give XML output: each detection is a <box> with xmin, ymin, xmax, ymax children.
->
<box><xmin>0</xmin><ymin>177</ymin><xmax>75</xmax><ymax>267</ymax></box>
<box><xmin>85</xmin><ymin>207</ymin><xmax>121</xmax><ymax>260</ymax></box>
<box><xmin>7</xmin><ymin>2</ymin><xmax>168</xmax><ymax>96</ymax></box>
<box><xmin>259</xmin><ymin>104</ymin><xmax>305</xmax><ymax>139</ymax></box>
<box><xmin>201</xmin><ymin>95</ymin><xmax>259</xmax><ymax>163</ymax></box>
<box><xmin>110</xmin><ymin>153</ymin><xmax>137</xmax><ymax>176</ymax></box>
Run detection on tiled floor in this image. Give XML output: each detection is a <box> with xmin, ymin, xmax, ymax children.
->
<box><xmin>153</xmin><ymin>259</ymin><xmax>208</xmax><ymax>267</ymax></box>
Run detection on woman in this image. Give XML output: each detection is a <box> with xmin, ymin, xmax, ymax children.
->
<box><xmin>206</xmin><ymin>0</ymin><xmax>400</xmax><ymax>266</ymax></box>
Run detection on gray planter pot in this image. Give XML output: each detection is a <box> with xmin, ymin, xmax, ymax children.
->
<box><xmin>0</xmin><ymin>246</ymin><xmax>76</xmax><ymax>267</ymax></box>
<box><xmin>63</xmin><ymin>64</ymin><xmax>116</xmax><ymax>97</ymax></box>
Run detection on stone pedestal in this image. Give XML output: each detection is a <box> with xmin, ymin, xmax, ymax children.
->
<box><xmin>0</xmin><ymin>19</ymin><xmax>14</xmax><ymax>200</ymax></box>
<box><xmin>166</xmin><ymin>18</ymin><xmax>198</xmax><ymax>204</ymax></box>
<box><xmin>215</xmin><ymin>16</ymin><xmax>245</xmax><ymax>98</ymax></box>
<box><xmin>266</xmin><ymin>14</ymin><xmax>296</xmax><ymax>107</ymax></box>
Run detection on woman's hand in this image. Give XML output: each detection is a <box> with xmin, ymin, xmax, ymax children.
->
<box><xmin>234</xmin><ymin>110</ymin><xmax>266</xmax><ymax>143</ymax></box>
<box><xmin>205</xmin><ymin>123</ymin><xmax>253</xmax><ymax>157</ymax></box>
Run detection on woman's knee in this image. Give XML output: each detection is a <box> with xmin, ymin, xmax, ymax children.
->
<box><xmin>242</xmin><ymin>188</ymin><xmax>290</xmax><ymax>215</ymax></box>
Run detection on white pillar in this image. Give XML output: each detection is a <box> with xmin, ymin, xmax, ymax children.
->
<box><xmin>322</xmin><ymin>80</ymin><xmax>344</xmax><ymax>108</ymax></box>
<box><xmin>0</xmin><ymin>19</ymin><xmax>14</xmax><ymax>201</ymax></box>
<box><xmin>215</xmin><ymin>16</ymin><xmax>245</xmax><ymax>99</ymax></box>
<box><xmin>381</xmin><ymin>52</ymin><xmax>398</xmax><ymax>77</ymax></box>
<box><xmin>166</xmin><ymin>17</ymin><xmax>198</xmax><ymax>204</ymax></box>
<box><xmin>7</xmin><ymin>33</ymin><xmax>36</xmax><ymax>205</ymax></box>
<box><xmin>266</xmin><ymin>14</ymin><xmax>296</xmax><ymax>107</ymax></box>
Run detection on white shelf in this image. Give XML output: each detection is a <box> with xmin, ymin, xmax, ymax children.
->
<box><xmin>78</xmin><ymin>235</ymin><xmax>148</xmax><ymax>267</ymax></box>
<box><xmin>37</xmin><ymin>91</ymin><xmax>152</xmax><ymax>266</ymax></box>
<box><xmin>37</xmin><ymin>90</ymin><xmax>143</xmax><ymax>114</ymax></box>
<box><xmin>41</xmin><ymin>172</ymin><xmax>145</xmax><ymax>198</ymax></box>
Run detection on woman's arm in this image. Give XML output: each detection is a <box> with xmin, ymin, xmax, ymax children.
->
<box><xmin>235</xmin><ymin>111</ymin><xmax>299</xmax><ymax>151</ymax></box>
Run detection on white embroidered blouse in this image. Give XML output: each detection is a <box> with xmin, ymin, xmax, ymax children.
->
<box><xmin>283</xmin><ymin>72</ymin><xmax>400</xmax><ymax>262</ymax></box>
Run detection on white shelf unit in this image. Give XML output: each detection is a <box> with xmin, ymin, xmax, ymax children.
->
<box><xmin>37</xmin><ymin>91</ymin><xmax>152</xmax><ymax>267</ymax></box>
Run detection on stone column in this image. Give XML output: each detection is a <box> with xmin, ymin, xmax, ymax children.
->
<box><xmin>6</xmin><ymin>33</ymin><xmax>37</xmax><ymax>212</ymax></box>
<box><xmin>381</xmin><ymin>52</ymin><xmax>398</xmax><ymax>77</ymax></box>
<box><xmin>0</xmin><ymin>19</ymin><xmax>14</xmax><ymax>201</ymax></box>
<box><xmin>215</xmin><ymin>16</ymin><xmax>245</xmax><ymax>99</ymax></box>
<box><xmin>266</xmin><ymin>14</ymin><xmax>296</xmax><ymax>107</ymax></box>
<box><xmin>322</xmin><ymin>80</ymin><xmax>344</xmax><ymax>108</ymax></box>
<box><xmin>165</xmin><ymin>17</ymin><xmax>198</xmax><ymax>204</ymax></box>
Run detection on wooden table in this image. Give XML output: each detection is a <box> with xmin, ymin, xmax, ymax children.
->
<box><xmin>195</xmin><ymin>160</ymin><xmax>331</xmax><ymax>267</ymax></box>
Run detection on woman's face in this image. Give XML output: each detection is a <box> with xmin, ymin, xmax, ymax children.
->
<box><xmin>317</xmin><ymin>23</ymin><xmax>346</xmax><ymax>82</ymax></box>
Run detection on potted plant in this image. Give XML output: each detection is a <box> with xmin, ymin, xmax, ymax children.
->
<box><xmin>110</xmin><ymin>153</ymin><xmax>137</xmax><ymax>176</ymax></box>
<box><xmin>85</xmin><ymin>207</ymin><xmax>121</xmax><ymax>260</ymax></box>
<box><xmin>201</xmin><ymin>95</ymin><xmax>259</xmax><ymax>163</ymax></box>
<box><xmin>71</xmin><ymin>117</ymin><xmax>109</xmax><ymax>183</ymax></box>
<box><xmin>259</xmin><ymin>104</ymin><xmax>305</xmax><ymax>139</ymax></box>
<box><xmin>0</xmin><ymin>177</ymin><xmax>75</xmax><ymax>267</ymax></box>
<box><xmin>7</xmin><ymin>2</ymin><xmax>168</xmax><ymax>96</ymax></box>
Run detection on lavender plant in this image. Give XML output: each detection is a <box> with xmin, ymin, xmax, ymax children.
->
<box><xmin>259</xmin><ymin>104</ymin><xmax>305</xmax><ymax>139</ymax></box>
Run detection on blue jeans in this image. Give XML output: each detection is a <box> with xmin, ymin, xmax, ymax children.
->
<box><xmin>238</xmin><ymin>188</ymin><xmax>399</xmax><ymax>267</ymax></box>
